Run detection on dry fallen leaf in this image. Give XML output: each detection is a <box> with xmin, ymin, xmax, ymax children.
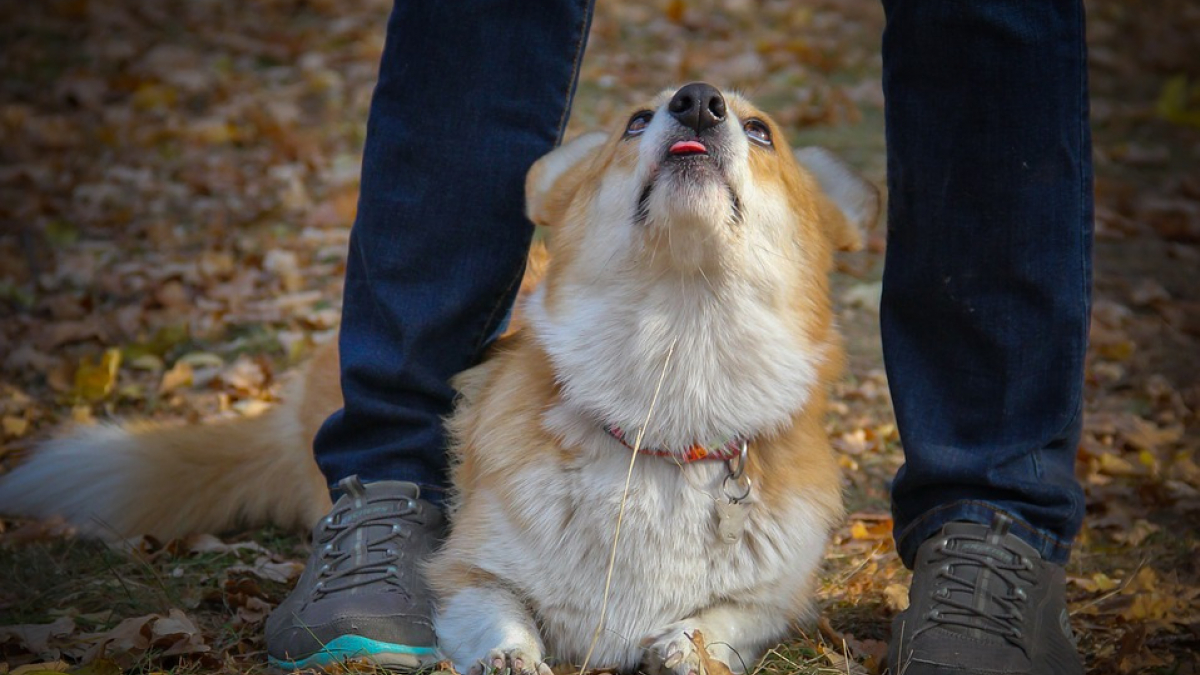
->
<box><xmin>883</xmin><ymin>583</ymin><xmax>910</xmax><ymax>612</ymax></box>
<box><xmin>77</xmin><ymin>609</ymin><xmax>210</xmax><ymax>666</ymax></box>
<box><xmin>0</xmin><ymin>617</ymin><xmax>75</xmax><ymax>658</ymax></box>
<box><xmin>2</xmin><ymin>415</ymin><xmax>29</xmax><ymax>438</ymax></box>
<box><xmin>9</xmin><ymin>662</ymin><xmax>70</xmax><ymax>675</ymax></box>
<box><xmin>159</xmin><ymin>361</ymin><xmax>194</xmax><ymax>394</ymax></box>
<box><xmin>685</xmin><ymin>630</ymin><xmax>734</xmax><ymax>675</ymax></box>
<box><xmin>72</xmin><ymin>349</ymin><xmax>121</xmax><ymax>403</ymax></box>
<box><xmin>227</xmin><ymin>556</ymin><xmax>304</xmax><ymax>584</ymax></box>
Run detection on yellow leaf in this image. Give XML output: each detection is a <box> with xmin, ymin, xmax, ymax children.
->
<box><xmin>1129</xmin><ymin>567</ymin><xmax>1159</xmax><ymax>593</ymax></box>
<box><xmin>71</xmin><ymin>404</ymin><xmax>94</xmax><ymax>424</ymax></box>
<box><xmin>884</xmin><ymin>583</ymin><xmax>910</xmax><ymax>611</ymax></box>
<box><xmin>190</xmin><ymin>119</ymin><xmax>238</xmax><ymax>144</ymax></box>
<box><xmin>1097</xmin><ymin>340</ymin><xmax>1134</xmax><ymax>361</ymax></box>
<box><xmin>128</xmin><ymin>354</ymin><xmax>165</xmax><ymax>371</ymax></box>
<box><xmin>1123</xmin><ymin>592</ymin><xmax>1174</xmax><ymax>622</ymax></box>
<box><xmin>132</xmin><ymin>82</ymin><xmax>177</xmax><ymax>110</ymax></box>
<box><xmin>850</xmin><ymin>521</ymin><xmax>871</xmax><ymax>539</ymax></box>
<box><xmin>1156</xmin><ymin>74</ymin><xmax>1200</xmax><ymax>128</ymax></box>
<box><xmin>1098</xmin><ymin>452</ymin><xmax>1136</xmax><ymax>476</ymax></box>
<box><xmin>72</xmin><ymin>348</ymin><xmax>121</xmax><ymax>402</ymax></box>
<box><xmin>232</xmin><ymin>398</ymin><xmax>271</xmax><ymax>417</ymax></box>
<box><xmin>2</xmin><ymin>415</ymin><xmax>28</xmax><ymax>438</ymax></box>
<box><xmin>1137</xmin><ymin>449</ymin><xmax>1158</xmax><ymax>470</ymax></box>
<box><xmin>160</xmin><ymin>361</ymin><xmax>195</xmax><ymax>393</ymax></box>
<box><xmin>1115</xmin><ymin>519</ymin><xmax>1160</xmax><ymax>547</ymax></box>
<box><xmin>1091</xmin><ymin>572</ymin><xmax>1119</xmax><ymax>592</ymax></box>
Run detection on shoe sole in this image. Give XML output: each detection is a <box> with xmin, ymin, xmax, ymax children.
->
<box><xmin>269</xmin><ymin>634</ymin><xmax>440</xmax><ymax>673</ymax></box>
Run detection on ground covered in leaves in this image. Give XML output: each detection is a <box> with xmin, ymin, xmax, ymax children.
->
<box><xmin>1</xmin><ymin>0</ymin><xmax>1198</xmax><ymax>673</ymax></box>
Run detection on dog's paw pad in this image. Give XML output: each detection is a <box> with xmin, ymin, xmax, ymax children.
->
<box><xmin>643</xmin><ymin>624</ymin><xmax>731</xmax><ymax>675</ymax></box>
<box><xmin>479</xmin><ymin>648</ymin><xmax>550</xmax><ymax>675</ymax></box>
<box><xmin>645</xmin><ymin>629</ymin><xmax>698</xmax><ymax>675</ymax></box>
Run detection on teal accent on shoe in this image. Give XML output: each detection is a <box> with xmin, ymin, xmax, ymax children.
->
<box><xmin>268</xmin><ymin>634</ymin><xmax>439</xmax><ymax>671</ymax></box>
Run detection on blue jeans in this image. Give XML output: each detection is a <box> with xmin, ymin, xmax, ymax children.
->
<box><xmin>881</xmin><ymin>0</ymin><xmax>1092</xmax><ymax>566</ymax></box>
<box><xmin>312</xmin><ymin>0</ymin><xmax>595</xmax><ymax>502</ymax></box>
<box><xmin>316</xmin><ymin>0</ymin><xmax>1091</xmax><ymax>565</ymax></box>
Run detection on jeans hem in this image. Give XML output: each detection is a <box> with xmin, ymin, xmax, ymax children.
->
<box><xmin>895</xmin><ymin>499</ymin><xmax>1074</xmax><ymax>568</ymax></box>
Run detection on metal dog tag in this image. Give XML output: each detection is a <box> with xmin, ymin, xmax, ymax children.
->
<box><xmin>716</xmin><ymin>498</ymin><xmax>750</xmax><ymax>544</ymax></box>
<box><xmin>717</xmin><ymin>441</ymin><xmax>752</xmax><ymax>544</ymax></box>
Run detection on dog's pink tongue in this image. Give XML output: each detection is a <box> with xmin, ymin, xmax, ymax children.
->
<box><xmin>670</xmin><ymin>140</ymin><xmax>707</xmax><ymax>155</ymax></box>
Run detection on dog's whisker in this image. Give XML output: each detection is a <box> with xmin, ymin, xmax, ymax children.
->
<box><xmin>697</xmin><ymin>265</ymin><xmax>717</xmax><ymax>296</ymax></box>
<box><xmin>749</xmin><ymin>242</ymin><xmax>806</xmax><ymax>266</ymax></box>
<box><xmin>583</xmin><ymin>247</ymin><xmax>625</xmax><ymax>291</ymax></box>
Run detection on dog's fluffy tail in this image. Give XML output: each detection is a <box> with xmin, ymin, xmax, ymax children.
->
<box><xmin>0</xmin><ymin>346</ymin><xmax>338</xmax><ymax>542</ymax></box>
<box><xmin>0</xmin><ymin>246</ymin><xmax>549</xmax><ymax>542</ymax></box>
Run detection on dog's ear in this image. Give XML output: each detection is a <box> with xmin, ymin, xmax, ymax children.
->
<box><xmin>794</xmin><ymin>147</ymin><xmax>880</xmax><ymax>252</ymax></box>
<box><xmin>526</xmin><ymin>132</ymin><xmax>607</xmax><ymax>228</ymax></box>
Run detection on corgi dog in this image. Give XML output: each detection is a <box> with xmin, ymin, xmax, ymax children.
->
<box><xmin>0</xmin><ymin>83</ymin><xmax>878</xmax><ymax>675</ymax></box>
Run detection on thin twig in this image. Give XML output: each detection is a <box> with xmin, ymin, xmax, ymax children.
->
<box><xmin>1069</xmin><ymin>556</ymin><xmax>1148</xmax><ymax>616</ymax></box>
<box><xmin>578</xmin><ymin>337</ymin><xmax>678</xmax><ymax>675</ymax></box>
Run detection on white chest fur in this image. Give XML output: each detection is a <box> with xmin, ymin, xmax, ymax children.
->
<box><xmin>457</xmin><ymin>428</ymin><xmax>831</xmax><ymax>670</ymax></box>
<box><xmin>528</xmin><ymin>270</ymin><xmax>822</xmax><ymax>455</ymax></box>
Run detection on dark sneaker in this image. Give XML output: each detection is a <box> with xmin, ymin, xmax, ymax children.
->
<box><xmin>266</xmin><ymin>476</ymin><xmax>445</xmax><ymax>672</ymax></box>
<box><xmin>887</xmin><ymin>514</ymin><xmax>1083</xmax><ymax>675</ymax></box>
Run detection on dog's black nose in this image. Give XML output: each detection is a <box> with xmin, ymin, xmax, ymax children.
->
<box><xmin>668</xmin><ymin>82</ymin><xmax>726</xmax><ymax>134</ymax></box>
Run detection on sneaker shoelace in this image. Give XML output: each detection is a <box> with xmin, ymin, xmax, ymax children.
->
<box><xmin>915</xmin><ymin>516</ymin><xmax>1037</xmax><ymax>653</ymax></box>
<box><xmin>311</xmin><ymin>490</ymin><xmax>421</xmax><ymax>601</ymax></box>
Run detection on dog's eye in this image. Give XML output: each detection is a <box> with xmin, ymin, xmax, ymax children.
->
<box><xmin>743</xmin><ymin>119</ymin><xmax>772</xmax><ymax>147</ymax></box>
<box><xmin>625</xmin><ymin>111</ymin><xmax>653</xmax><ymax>137</ymax></box>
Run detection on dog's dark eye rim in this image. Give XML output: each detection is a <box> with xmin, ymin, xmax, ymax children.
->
<box><xmin>624</xmin><ymin>110</ymin><xmax>653</xmax><ymax>137</ymax></box>
<box><xmin>743</xmin><ymin>118</ymin><xmax>772</xmax><ymax>147</ymax></box>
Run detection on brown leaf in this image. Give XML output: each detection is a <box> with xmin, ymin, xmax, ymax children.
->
<box><xmin>4</xmin><ymin>346</ymin><xmax>62</xmax><ymax>372</ymax></box>
<box><xmin>78</xmin><ymin>610</ymin><xmax>209</xmax><ymax>664</ymax></box>
<box><xmin>150</xmin><ymin>610</ymin><xmax>209</xmax><ymax>657</ymax></box>
<box><xmin>227</xmin><ymin>556</ymin><xmax>304</xmax><ymax>583</ymax></box>
<box><xmin>0</xmin><ymin>617</ymin><xmax>75</xmax><ymax>658</ymax></box>
<box><xmin>181</xmin><ymin>533</ymin><xmax>268</xmax><ymax>556</ymax></box>
<box><xmin>685</xmin><ymin>630</ymin><xmax>734</xmax><ymax>675</ymax></box>
<box><xmin>44</xmin><ymin>317</ymin><xmax>108</xmax><ymax>349</ymax></box>
<box><xmin>10</xmin><ymin>662</ymin><xmax>70</xmax><ymax>675</ymax></box>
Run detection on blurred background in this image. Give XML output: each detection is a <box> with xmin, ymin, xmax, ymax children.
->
<box><xmin>0</xmin><ymin>0</ymin><xmax>1197</xmax><ymax>673</ymax></box>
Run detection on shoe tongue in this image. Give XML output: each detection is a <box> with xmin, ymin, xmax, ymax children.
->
<box><xmin>332</xmin><ymin>479</ymin><xmax>423</xmax><ymax>526</ymax></box>
<box><xmin>942</xmin><ymin>520</ymin><xmax>1038</xmax><ymax>564</ymax></box>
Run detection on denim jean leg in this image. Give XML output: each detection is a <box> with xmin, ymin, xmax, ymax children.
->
<box><xmin>880</xmin><ymin>0</ymin><xmax>1093</xmax><ymax>567</ymax></box>
<box><xmin>313</xmin><ymin>0</ymin><xmax>596</xmax><ymax>502</ymax></box>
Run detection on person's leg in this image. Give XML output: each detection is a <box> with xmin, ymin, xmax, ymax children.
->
<box><xmin>267</xmin><ymin>1</ymin><xmax>595</xmax><ymax>670</ymax></box>
<box><xmin>881</xmin><ymin>0</ymin><xmax>1091</xmax><ymax>568</ymax></box>
<box><xmin>880</xmin><ymin>0</ymin><xmax>1091</xmax><ymax>671</ymax></box>
<box><xmin>314</xmin><ymin>0</ymin><xmax>595</xmax><ymax>501</ymax></box>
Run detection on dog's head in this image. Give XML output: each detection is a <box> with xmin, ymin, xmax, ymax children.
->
<box><xmin>520</xmin><ymin>84</ymin><xmax>881</xmax><ymax>449</ymax></box>
<box><xmin>527</xmin><ymin>82</ymin><xmax>878</xmax><ymax>289</ymax></box>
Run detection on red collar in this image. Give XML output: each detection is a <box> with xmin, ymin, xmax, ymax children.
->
<box><xmin>603</xmin><ymin>424</ymin><xmax>746</xmax><ymax>463</ymax></box>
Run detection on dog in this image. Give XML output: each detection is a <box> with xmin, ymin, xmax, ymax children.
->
<box><xmin>0</xmin><ymin>82</ymin><xmax>879</xmax><ymax>675</ymax></box>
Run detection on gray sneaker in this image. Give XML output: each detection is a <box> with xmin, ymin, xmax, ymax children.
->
<box><xmin>887</xmin><ymin>514</ymin><xmax>1083</xmax><ymax>675</ymax></box>
<box><xmin>266</xmin><ymin>476</ymin><xmax>445</xmax><ymax>672</ymax></box>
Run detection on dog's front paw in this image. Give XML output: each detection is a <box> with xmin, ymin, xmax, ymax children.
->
<box><xmin>642</xmin><ymin>623</ymin><xmax>731</xmax><ymax>675</ymax></box>
<box><xmin>467</xmin><ymin>648</ymin><xmax>553</xmax><ymax>675</ymax></box>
